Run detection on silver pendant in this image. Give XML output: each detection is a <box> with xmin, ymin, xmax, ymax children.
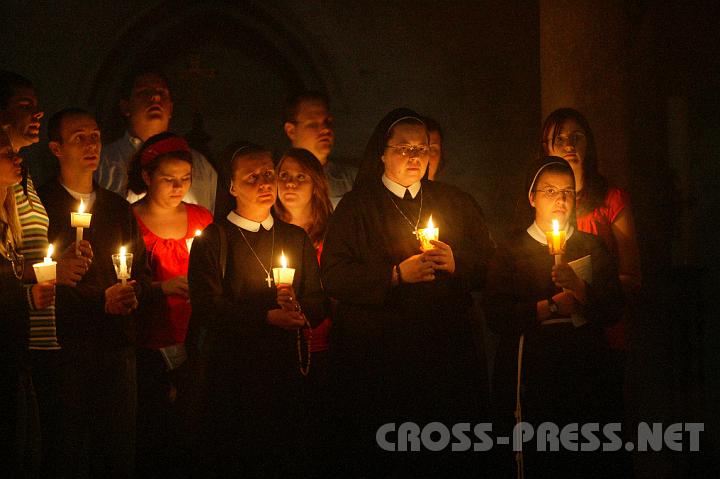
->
<box><xmin>265</xmin><ymin>274</ymin><xmax>274</xmax><ymax>288</ymax></box>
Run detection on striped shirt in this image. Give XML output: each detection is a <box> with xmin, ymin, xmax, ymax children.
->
<box><xmin>14</xmin><ymin>177</ymin><xmax>60</xmax><ymax>350</ymax></box>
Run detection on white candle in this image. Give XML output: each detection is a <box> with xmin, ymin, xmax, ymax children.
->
<box><xmin>418</xmin><ymin>215</ymin><xmax>439</xmax><ymax>251</ymax></box>
<box><xmin>70</xmin><ymin>199</ymin><xmax>92</xmax><ymax>256</ymax></box>
<box><xmin>272</xmin><ymin>251</ymin><xmax>296</xmax><ymax>285</ymax></box>
<box><xmin>185</xmin><ymin>229</ymin><xmax>203</xmax><ymax>253</ymax></box>
<box><xmin>33</xmin><ymin>244</ymin><xmax>57</xmax><ymax>283</ymax></box>
<box><xmin>119</xmin><ymin>246</ymin><xmax>128</xmax><ymax>284</ymax></box>
<box><xmin>112</xmin><ymin>247</ymin><xmax>133</xmax><ymax>286</ymax></box>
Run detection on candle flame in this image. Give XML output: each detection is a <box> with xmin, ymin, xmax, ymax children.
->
<box><xmin>47</xmin><ymin>244</ymin><xmax>54</xmax><ymax>259</ymax></box>
<box><xmin>78</xmin><ymin>199</ymin><xmax>85</xmax><ymax>214</ymax></box>
<box><xmin>280</xmin><ymin>251</ymin><xmax>287</xmax><ymax>269</ymax></box>
<box><xmin>194</xmin><ymin>229</ymin><xmax>202</xmax><ymax>237</ymax></box>
<box><xmin>552</xmin><ymin>219</ymin><xmax>559</xmax><ymax>235</ymax></box>
<box><xmin>427</xmin><ymin>215</ymin><xmax>434</xmax><ymax>229</ymax></box>
<box><xmin>120</xmin><ymin>246</ymin><xmax>126</xmax><ymax>257</ymax></box>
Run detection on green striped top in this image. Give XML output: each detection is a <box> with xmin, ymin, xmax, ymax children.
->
<box><xmin>14</xmin><ymin>177</ymin><xmax>60</xmax><ymax>350</ymax></box>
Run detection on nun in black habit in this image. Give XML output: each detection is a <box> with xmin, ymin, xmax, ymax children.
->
<box><xmin>187</xmin><ymin>144</ymin><xmax>326</xmax><ymax>476</ymax></box>
<box><xmin>483</xmin><ymin>157</ymin><xmax>624</xmax><ymax>478</ymax></box>
<box><xmin>321</xmin><ymin>109</ymin><xmax>494</xmax><ymax>474</ymax></box>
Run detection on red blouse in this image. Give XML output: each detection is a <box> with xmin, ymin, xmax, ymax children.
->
<box><xmin>134</xmin><ymin>203</ymin><xmax>213</xmax><ymax>349</ymax></box>
<box><xmin>305</xmin><ymin>241</ymin><xmax>331</xmax><ymax>353</ymax></box>
<box><xmin>576</xmin><ymin>187</ymin><xmax>630</xmax><ymax>350</ymax></box>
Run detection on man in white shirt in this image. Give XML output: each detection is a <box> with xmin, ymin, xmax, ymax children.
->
<box><xmin>95</xmin><ymin>69</ymin><xmax>217</xmax><ymax>213</ymax></box>
<box><xmin>283</xmin><ymin>91</ymin><xmax>356</xmax><ymax>208</ymax></box>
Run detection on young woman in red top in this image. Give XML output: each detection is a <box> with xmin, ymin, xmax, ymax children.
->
<box><xmin>128</xmin><ymin>132</ymin><xmax>213</xmax><ymax>475</ymax></box>
<box><xmin>541</xmin><ymin>108</ymin><xmax>641</xmax><ymax>351</ymax></box>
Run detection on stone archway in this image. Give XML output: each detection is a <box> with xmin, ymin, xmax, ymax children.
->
<box><xmin>85</xmin><ymin>1</ymin><xmax>333</xmax><ymax>166</ymax></box>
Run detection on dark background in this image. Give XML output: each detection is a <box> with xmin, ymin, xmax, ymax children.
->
<box><xmin>3</xmin><ymin>1</ymin><xmax>719</xmax><ymax>476</ymax></box>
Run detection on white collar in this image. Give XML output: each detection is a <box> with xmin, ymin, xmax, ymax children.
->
<box><xmin>227</xmin><ymin>210</ymin><xmax>274</xmax><ymax>232</ymax></box>
<box><xmin>382</xmin><ymin>174</ymin><xmax>421</xmax><ymax>199</ymax></box>
<box><xmin>526</xmin><ymin>221</ymin><xmax>575</xmax><ymax>245</ymax></box>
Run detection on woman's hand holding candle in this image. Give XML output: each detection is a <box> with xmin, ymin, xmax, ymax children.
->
<box><xmin>31</xmin><ymin>281</ymin><xmax>56</xmax><ymax>309</ymax></box>
<box><xmin>424</xmin><ymin>240</ymin><xmax>455</xmax><ymax>274</ymax></box>
<box><xmin>397</xmin><ymin>253</ymin><xmax>436</xmax><ymax>284</ymax></box>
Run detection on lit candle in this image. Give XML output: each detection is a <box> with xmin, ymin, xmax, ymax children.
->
<box><xmin>33</xmin><ymin>244</ymin><xmax>57</xmax><ymax>283</ymax></box>
<box><xmin>418</xmin><ymin>215</ymin><xmax>439</xmax><ymax>251</ymax></box>
<box><xmin>70</xmin><ymin>199</ymin><xmax>92</xmax><ymax>256</ymax></box>
<box><xmin>272</xmin><ymin>251</ymin><xmax>296</xmax><ymax>285</ymax></box>
<box><xmin>112</xmin><ymin>246</ymin><xmax>133</xmax><ymax>286</ymax></box>
<box><xmin>545</xmin><ymin>219</ymin><xmax>567</xmax><ymax>264</ymax></box>
<box><xmin>185</xmin><ymin>229</ymin><xmax>203</xmax><ymax>253</ymax></box>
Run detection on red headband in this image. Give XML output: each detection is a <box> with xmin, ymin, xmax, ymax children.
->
<box><xmin>140</xmin><ymin>136</ymin><xmax>190</xmax><ymax>167</ymax></box>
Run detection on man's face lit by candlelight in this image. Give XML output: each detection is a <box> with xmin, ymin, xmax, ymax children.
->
<box><xmin>49</xmin><ymin>114</ymin><xmax>101</xmax><ymax>174</ymax></box>
<box><xmin>284</xmin><ymin>99</ymin><xmax>334</xmax><ymax>165</ymax></box>
<box><xmin>122</xmin><ymin>73</ymin><xmax>173</xmax><ymax>136</ymax></box>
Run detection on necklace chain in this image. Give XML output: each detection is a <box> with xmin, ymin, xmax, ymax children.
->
<box><xmin>388</xmin><ymin>187</ymin><xmax>423</xmax><ymax>237</ymax></box>
<box><xmin>237</xmin><ymin>226</ymin><xmax>275</xmax><ymax>288</ymax></box>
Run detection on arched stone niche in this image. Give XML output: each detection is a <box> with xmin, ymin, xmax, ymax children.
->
<box><xmin>86</xmin><ymin>1</ymin><xmax>335</xmax><ymax>166</ymax></box>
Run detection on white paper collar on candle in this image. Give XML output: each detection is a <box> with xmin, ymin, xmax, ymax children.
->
<box><xmin>382</xmin><ymin>174</ymin><xmax>421</xmax><ymax>199</ymax></box>
<box><xmin>526</xmin><ymin>221</ymin><xmax>575</xmax><ymax>245</ymax></box>
<box><xmin>61</xmin><ymin>183</ymin><xmax>96</xmax><ymax>211</ymax></box>
<box><xmin>226</xmin><ymin>210</ymin><xmax>274</xmax><ymax>232</ymax></box>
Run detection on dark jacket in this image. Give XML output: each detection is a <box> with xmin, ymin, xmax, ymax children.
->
<box><xmin>38</xmin><ymin>178</ymin><xmax>152</xmax><ymax>350</ymax></box>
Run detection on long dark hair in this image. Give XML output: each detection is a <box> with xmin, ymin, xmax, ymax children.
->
<box><xmin>128</xmin><ymin>132</ymin><xmax>192</xmax><ymax>195</ymax></box>
<box><xmin>355</xmin><ymin>107</ymin><xmax>428</xmax><ymax>188</ymax></box>
<box><xmin>274</xmin><ymin>148</ymin><xmax>333</xmax><ymax>248</ymax></box>
<box><xmin>540</xmin><ymin>108</ymin><xmax>608</xmax><ymax>215</ymax></box>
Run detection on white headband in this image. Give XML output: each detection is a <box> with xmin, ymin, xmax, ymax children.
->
<box><xmin>386</xmin><ymin>115</ymin><xmax>425</xmax><ymax>135</ymax></box>
<box><xmin>527</xmin><ymin>161</ymin><xmax>567</xmax><ymax>202</ymax></box>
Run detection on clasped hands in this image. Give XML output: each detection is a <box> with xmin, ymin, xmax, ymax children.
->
<box><xmin>397</xmin><ymin>240</ymin><xmax>455</xmax><ymax>284</ymax></box>
<box><xmin>267</xmin><ymin>284</ymin><xmax>306</xmax><ymax>330</ymax></box>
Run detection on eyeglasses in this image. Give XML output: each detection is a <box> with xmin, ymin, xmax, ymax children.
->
<box><xmin>535</xmin><ymin>188</ymin><xmax>576</xmax><ymax>200</ymax></box>
<box><xmin>385</xmin><ymin>144</ymin><xmax>430</xmax><ymax>158</ymax></box>
<box><xmin>554</xmin><ymin>132</ymin><xmax>586</xmax><ymax>147</ymax></box>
